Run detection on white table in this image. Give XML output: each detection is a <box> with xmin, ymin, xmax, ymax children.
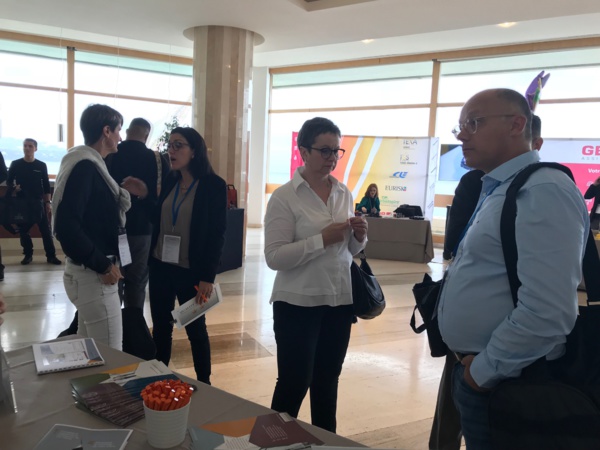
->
<box><xmin>1</xmin><ymin>339</ymin><xmax>365</xmax><ymax>449</ymax></box>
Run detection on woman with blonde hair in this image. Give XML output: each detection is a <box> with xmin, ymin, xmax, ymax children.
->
<box><xmin>357</xmin><ymin>183</ymin><xmax>380</xmax><ymax>216</ymax></box>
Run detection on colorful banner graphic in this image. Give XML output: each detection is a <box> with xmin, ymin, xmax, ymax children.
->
<box><xmin>290</xmin><ymin>134</ymin><xmax>439</xmax><ymax>219</ymax></box>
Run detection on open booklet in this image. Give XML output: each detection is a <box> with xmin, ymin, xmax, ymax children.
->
<box><xmin>32</xmin><ymin>338</ymin><xmax>104</xmax><ymax>375</ymax></box>
<box><xmin>171</xmin><ymin>283</ymin><xmax>222</xmax><ymax>328</ymax></box>
<box><xmin>34</xmin><ymin>424</ymin><xmax>132</xmax><ymax>450</ymax></box>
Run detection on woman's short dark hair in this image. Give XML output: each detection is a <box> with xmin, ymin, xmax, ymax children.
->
<box><xmin>297</xmin><ymin>117</ymin><xmax>341</xmax><ymax>151</ymax></box>
<box><xmin>364</xmin><ymin>183</ymin><xmax>379</xmax><ymax>199</ymax></box>
<box><xmin>170</xmin><ymin>127</ymin><xmax>214</xmax><ymax>178</ymax></box>
<box><xmin>80</xmin><ymin>104</ymin><xmax>123</xmax><ymax>146</ymax></box>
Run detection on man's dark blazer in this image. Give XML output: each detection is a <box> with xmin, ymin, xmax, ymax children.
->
<box><xmin>151</xmin><ymin>171</ymin><xmax>227</xmax><ymax>283</ymax></box>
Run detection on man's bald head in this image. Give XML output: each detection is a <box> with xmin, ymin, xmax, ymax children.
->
<box><xmin>126</xmin><ymin>118</ymin><xmax>151</xmax><ymax>143</ymax></box>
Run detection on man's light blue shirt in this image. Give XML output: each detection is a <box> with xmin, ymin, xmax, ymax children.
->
<box><xmin>438</xmin><ymin>151</ymin><xmax>589</xmax><ymax>389</ymax></box>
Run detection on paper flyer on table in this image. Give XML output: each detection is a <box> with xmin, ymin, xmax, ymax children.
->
<box><xmin>171</xmin><ymin>284</ymin><xmax>222</xmax><ymax>329</ymax></box>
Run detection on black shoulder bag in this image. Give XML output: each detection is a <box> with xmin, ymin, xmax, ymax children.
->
<box><xmin>489</xmin><ymin>162</ymin><xmax>600</xmax><ymax>449</ymax></box>
<box><xmin>351</xmin><ymin>251</ymin><xmax>385</xmax><ymax>320</ymax></box>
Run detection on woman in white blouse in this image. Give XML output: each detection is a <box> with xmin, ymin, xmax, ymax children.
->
<box><xmin>264</xmin><ymin>117</ymin><xmax>368</xmax><ymax>433</ymax></box>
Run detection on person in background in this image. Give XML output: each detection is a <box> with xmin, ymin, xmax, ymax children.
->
<box><xmin>7</xmin><ymin>139</ymin><xmax>61</xmax><ymax>266</ymax></box>
<box><xmin>0</xmin><ymin>152</ymin><xmax>7</xmax><ymax>281</ymax></box>
<box><xmin>0</xmin><ymin>294</ymin><xmax>6</xmax><ymax>326</ymax></box>
<box><xmin>148</xmin><ymin>127</ymin><xmax>226</xmax><ymax>384</ymax></box>
<box><xmin>356</xmin><ymin>183</ymin><xmax>380</xmax><ymax>216</ymax></box>
<box><xmin>54</xmin><ymin>104</ymin><xmax>146</xmax><ymax>350</ymax></box>
<box><xmin>264</xmin><ymin>117</ymin><xmax>368</xmax><ymax>433</ymax></box>
<box><xmin>106</xmin><ymin>117</ymin><xmax>169</xmax><ymax>310</ymax></box>
<box><xmin>433</xmin><ymin>112</ymin><xmax>544</xmax><ymax>450</ymax></box>
<box><xmin>437</xmin><ymin>89</ymin><xmax>586</xmax><ymax>449</ymax></box>
<box><xmin>584</xmin><ymin>177</ymin><xmax>600</xmax><ymax>231</ymax></box>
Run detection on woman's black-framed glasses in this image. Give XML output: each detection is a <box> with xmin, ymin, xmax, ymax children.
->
<box><xmin>167</xmin><ymin>141</ymin><xmax>190</xmax><ymax>151</ymax></box>
<box><xmin>308</xmin><ymin>147</ymin><xmax>346</xmax><ymax>160</ymax></box>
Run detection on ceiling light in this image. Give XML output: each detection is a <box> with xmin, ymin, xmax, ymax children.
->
<box><xmin>497</xmin><ymin>22</ymin><xmax>517</xmax><ymax>28</ymax></box>
<box><xmin>362</xmin><ymin>39</ymin><xmax>374</xmax><ymax>44</ymax></box>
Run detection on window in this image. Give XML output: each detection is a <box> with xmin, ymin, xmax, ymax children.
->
<box><xmin>0</xmin><ymin>87</ymin><xmax>68</xmax><ymax>175</ymax></box>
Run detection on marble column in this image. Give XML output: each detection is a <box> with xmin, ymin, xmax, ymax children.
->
<box><xmin>189</xmin><ymin>25</ymin><xmax>256</xmax><ymax>210</ymax></box>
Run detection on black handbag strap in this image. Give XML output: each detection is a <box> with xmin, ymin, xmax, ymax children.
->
<box><xmin>500</xmin><ymin>162</ymin><xmax>600</xmax><ymax>307</ymax></box>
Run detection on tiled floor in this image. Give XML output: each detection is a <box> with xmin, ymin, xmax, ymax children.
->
<box><xmin>0</xmin><ymin>229</ymin><xmax>449</xmax><ymax>450</ymax></box>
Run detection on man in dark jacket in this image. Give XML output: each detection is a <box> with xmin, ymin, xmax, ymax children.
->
<box><xmin>7</xmin><ymin>138</ymin><xmax>61</xmax><ymax>266</ymax></box>
<box><xmin>0</xmin><ymin>151</ymin><xmax>7</xmax><ymax>280</ymax></box>
<box><xmin>106</xmin><ymin>118</ymin><xmax>169</xmax><ymax>309</ymax></box>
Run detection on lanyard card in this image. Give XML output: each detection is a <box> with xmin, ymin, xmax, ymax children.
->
<box><xmin>118</xmin><ymin>230</ymin><xmax>132</xmax><ymax>267</ymax></box>
<box><xmin>162</xmin><ymin>235</ymin><xmax>181</xmax><ymax>264</ymax></box>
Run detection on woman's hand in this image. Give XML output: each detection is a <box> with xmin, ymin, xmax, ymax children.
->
<box><xmin>195</xmin><ymin>281</ymin><xmax>213</xmax><ymax>304</ymax></box>
<box><xmin>99</xmin><ymin>264</ymin><xmax>123</xmax><ymax>285</ymax></box>
<box><xmin>370</xmin><ymin>207</ymin><xmax>378</xmax><ymax>214</ymax></box>
<box><xmin>322</xmin><ymin>222</ymin><xmax>350</xmax><ymax>247</ymax></box>
<box><xmin>361</xmin><ymin>207</ymin><xmax>367</xmax><ymax>213</ymax></box>
<box><xmin>349</xmin><ymin>216</ymin><xmax>368</xmax><ymax>242</ymax></box>
<box><xmin>121</xmin><ymin>176</ymin><xmax>149</xmax><ymax>199</ymax></box>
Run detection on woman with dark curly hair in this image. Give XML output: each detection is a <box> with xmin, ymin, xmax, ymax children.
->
<box><xmin>149</xmin><ymin>127</ymin><xmax>227</xmax><ymax>384</ymax></box>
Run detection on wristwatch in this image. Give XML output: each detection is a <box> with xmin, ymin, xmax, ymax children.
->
<box><xmin>45</xmin><ymin>200</ymin><xmax>52</xmax><ymax>204</ymax></box>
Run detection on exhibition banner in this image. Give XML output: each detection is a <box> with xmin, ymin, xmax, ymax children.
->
<box><xmin>291</xmin><ymin>133</ymin><xmax>439</xmax><ymax>219</ymax></box>
<box><xmin>540</xmin><ymin>139</ymin><xmax>600</xmax><ymax>212</ymax></box>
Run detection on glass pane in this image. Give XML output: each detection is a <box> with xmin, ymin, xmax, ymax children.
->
<box><xmin>0</xmin><ymin>49</ymin><xmax>67</xmax><ymax>89</ymax></box>
<box><xmin>273</xmin><ymin>61</ymin><xmax>433</xmax><ymax>87</ymax></box>
<box><xmin>272</xmin><ymin>76</ymin><xmax>432</xmax><ymax>110</ymax></box>
<box><xmin>438</xmin><ymin>70</ymin><xmax>541</xmax><ymax>104</ymax></box>
<box><xmin>74</xmin><ymin>94</ymin><xmax>192</xmax><ymax>150</ymax></box>
<box><xmin>535</xmin><ymin>102</ymin><xmax>600</xmax><ymax>139</ymax></box>
<box><xmin>440</xmin><ymin>48</ymin><xmax>600</xmax><ymax>76</ymax></box>
<box><xmin>539</xmin><ymin>66</ymin><xmax>600</xmax><ymax>99</ymax></box>
<box><xmin>268</xmin><ymin>108</ymin><xmax>430</xmax><ymax>184</ymax></box>
<box><xmin>0</xmin><ymin>87</ymin><xmax>68</xmax><ymax>175</ymax></box>
<box><xmin>75</xmin><ymin>59</ymin><xmax>192</xmax><ymax>102</ymax></box>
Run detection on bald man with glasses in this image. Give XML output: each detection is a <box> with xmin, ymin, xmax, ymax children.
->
<box><xmin>435</xmin><ymin>89</ymin><xmax>587</xmax><ymax>449</ymax></box>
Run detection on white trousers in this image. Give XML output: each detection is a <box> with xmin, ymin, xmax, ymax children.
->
<box><xmin>63</xmin><ymin>260</ymin><xmax>122</xmax><ymax>350</ymax></box>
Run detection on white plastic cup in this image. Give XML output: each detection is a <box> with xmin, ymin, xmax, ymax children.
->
<box><xmin>144</xmin><ymin>400</ymin><xmax>191</xmax><ymax>448</ymax></box>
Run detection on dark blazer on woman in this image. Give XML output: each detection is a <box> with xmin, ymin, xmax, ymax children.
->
<box><xmin>151</xmin><ymin>171</ymin><xmax>227</xmax><ymax>283</ymax></box>
<box><xmin>585</xmin><ymin>183</ymin><xmax>600</xmax><ymax>223</ymax></box>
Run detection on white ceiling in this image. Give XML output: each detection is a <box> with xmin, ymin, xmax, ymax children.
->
<box><xmin>1</xmin><ymin>0</ymin><xmax>599</xmax><ymax>67</ymax></box>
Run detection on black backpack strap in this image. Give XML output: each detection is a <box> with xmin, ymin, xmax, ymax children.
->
<box><xmin>500</xmin><ymin>162</ymin><xmax>599</xmax><ymax>307</ymax></box>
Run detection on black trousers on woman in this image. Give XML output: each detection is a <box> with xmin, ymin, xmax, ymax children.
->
<box><xmin>148</xmin><ymin>257</ymin><xmax>211</xmax><ymax>384</ymax></box>
<box><xmin>271</xmin><ymin>301</ymin><xmax>354</xmax><ymax>433</ymax></box>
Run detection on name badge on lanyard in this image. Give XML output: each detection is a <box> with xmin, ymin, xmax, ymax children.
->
<box><xmin>162</xmin><ymin>179</ymin><xmax>197</xmax><ymax>264</ymax></box>
<box><xmin>162</xmin><ymin>235</ymin><xmax>181</xmax><ymax>263</ymax></box>
<box><xmin>118</xmin><ymin>227</ymin><xmax>132</xmax><ymax>266</ymax></box>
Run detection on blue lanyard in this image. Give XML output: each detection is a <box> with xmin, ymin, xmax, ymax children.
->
<box><xmin>453</xmin><ymin>180</ymin><xmax>501</xmax><ymax>255</ymax></box>
<box><xmin>171</xmin><ymin>179</ymin><xmax>198</xmax><ymax>227</ymax></box>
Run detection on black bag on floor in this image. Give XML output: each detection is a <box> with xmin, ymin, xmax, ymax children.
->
<box><xmin>122</xmin><ymin>306</ymin><xmax>156</xmax><ymax>361</ymax></box>
<box><xmin>351</xmin><ymin>251</ymin><xmax>385</xmax><ymax>320</ymax></box>
<box><xmin>489</xmin><ymin>162</ymin><xmax>600</xmax><ymax>449</ymax></box>
<box><xmin>410</xmin><ymin>273</ymin><xmax>448</xmax><ymax>357</ymax></box>
<box><xmin>0</xmin><ymin>197</ymin><xmax>43</xmax><ymax>225</ymax></box>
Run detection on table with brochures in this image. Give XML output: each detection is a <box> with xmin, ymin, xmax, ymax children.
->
<box><xmin>1</xmin><ymin>337</ymin><xmax>364</xmax><ymax>449</ymax></box>
<box><xmin>364</xmin><ymin>217</ymin><xmax>434</xmax><ymax>263</ymax></box>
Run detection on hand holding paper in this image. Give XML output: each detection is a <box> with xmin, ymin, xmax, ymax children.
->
<box><xmin>171</xmin><ymin>284</ymin><xmax>222</xmax><ymax>328</ymax></box>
